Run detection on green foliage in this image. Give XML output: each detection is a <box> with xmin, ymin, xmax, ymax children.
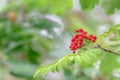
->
<box><xmin>103</xmin><ymin>24</ymin><xmax>120</xmax><ymax>37</ymax></box>
<box><xmin>109</xmin><ymin>31</ymin><xmax>120</xmax><ymax>52</ymax></box>
<box><xmin>100</xmin><ymin>53</ymin><xmax>120</xmax><ymax>76</ymax></box>
<box><xmin>3</xmin><ymin>0</ymin><xmax>73</xmax><ymax>15</ymax></box>
<box><xmin>96</xmin><ymin>24</ymin><xmax>120</xmax><ymax>45</ymax></box>
<box><xmin>79</xmin><ymin>0</ymin><xmax>99</xmax><ymax>11</ymax></box>
<box><xmin>0</xmin><ymin>16</ymin><xmax>58</xmax><ymax>79</ymax></box>
<box><xmin>79</xmin><ymin>0</ymin><xmax>120</xmax><ymax>15</ymax></box>
<box><xmin>34</xmin><ymin>24</ymin><xmax>120</xmax><ymax>78</ymax></box>
<box><xmin>70</xmin><ymin>18</ymin><xmax>95</xmax><ymax>34</ymax></box>
<box><xmin>29</xmin><ymin>18</ymin><xmax>60</xmax><ymax>35</ymax></box>
<box><xmin>48</xmin><ymin>0</ymin><xmax>72</xmax><ymax>14</ymax></box>
<box><xmin>101</xmin><ymin>0</ymin><xmax>120</xmax><ymax>15</ymax></box>
<box><xmin>96</xmin><ymin>24</ymin><xmax>120</xmax><ymax>78</ymax></box>
<box><xmin>34</xmin><ymin>48</ymin><xmax>104</xmax><ymax>77</ymax></box>
<box><xmin>22</xmin><ymin>0</ymin><xmax>73</xmax><ymax>14</ymax></box>
<box><xmin>1</xmin><ymin>0</ymin><xmax>120</xmax><ymax>80</ymax></box>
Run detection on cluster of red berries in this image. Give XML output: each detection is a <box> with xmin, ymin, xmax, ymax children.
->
<box><xmin>69</xmin><ymin>29</ymin><xmax>97</xmax><ymax>53</ymax></box>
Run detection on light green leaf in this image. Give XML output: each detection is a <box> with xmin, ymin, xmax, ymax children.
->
<box><xmin>23</xmin><ymin>0</ymin><xmax>73</xmax><ymax>14</ymax></box>
<box><xmin>55</xmin><ymin>63</ymin><xmax>62</xmax><ymax>72</ymax></box>
<box><xmin>48</xmin><ymin>0</ymin><xmax>73</xmax><ymax>14</ymax></box>
<box><xmin>34</xmin><ymin>49</ymin><xmax>104</xmax><ymax>77</ymax></box>
<box><xmin>50</xmin><ymin>65</ymin><xmax>56</xmax><ymax>73</ymax></box>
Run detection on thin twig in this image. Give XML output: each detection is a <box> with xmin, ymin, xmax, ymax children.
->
<box><xmin>97</xmin><ymin>44</ymin><xmax>120</xmax><ymax>56</ymax></box>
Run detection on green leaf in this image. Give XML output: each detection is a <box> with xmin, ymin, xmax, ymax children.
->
<box><xmin>79</xmin><ymin>0</ymin><xmax>100</xmax><ymax>11</ymax></box>
<box><xmin>97</xmin><ymin>24</ymin><xmax>120</xmax><ymax>44</ymax></box>
<box><xmin>23</xmin><ymin>0</ymin><xmax>73</xmax><ymax>14</ymax></box>
<box><xmin>48</xmin><ymin>0</ymin><xmax>73</xmax><ymax>14</ymax></box>
<box><xmin>74</xmin><ymin>56</ymin><xmax>81</xmax><ymax>64</ymax></box>
<box><xmin>40</xmin><ymin>68</ymin><xmax>48</xmax><ymax>76</ymax></box>
<box><xmin>28</xmin><ymin>46</ymin><xmax>40</xmax><ymax>64</ymax></box>
<box><xmin>101</xmin><ymin>0</ymin><xmax>120</xmax><ymax>15</ymax></box>
<box><xmin>100</xmin><ymin>53</ymin><xmax>120</xmax><ymax>76</ymax></box>
<box><xmin>50</xmin><ymin>65</ymin><xmax>56</xmax><ymax>73</ymax></box>
<box><xmin>55</xmin><ymin>63</ymin><xmax>62</xmax><ymax>72</ymax></box>
<box><xmin>61</xmin><ymin>57</ymin><xmax>69</xmax><ymax>66</ymax></box>
<box><xmin>9</xmin><ymin>61</ymin><xmax>39</xmax><ymax>78</ymax></box>
<box><xmin>34</xmin><ymin>49</ymin><xmax>104</xmax><ymax>77</ymax></box>
<box><xmin>79</xmin><ymin>0</ymin><xmax>120</xmax><ymax>15</ymax></box>
<box><xmin>70</xmin><ymin>18</ymin><xmax>95</xmax><ymax>34</ymax></box>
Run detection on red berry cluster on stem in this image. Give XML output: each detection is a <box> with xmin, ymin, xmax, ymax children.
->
<box><xmin>69</xmin><ymin>29</ymin><xmax>97</xmax><ymax>53</ymax></box>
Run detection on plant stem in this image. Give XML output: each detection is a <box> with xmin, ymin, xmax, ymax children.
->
<box><xmin>97</xmin><ymin>44</ymin><xmax>120</xmax><ymax>56</ymax></box>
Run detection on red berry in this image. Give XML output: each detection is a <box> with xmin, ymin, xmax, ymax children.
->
<box><xmin>77</xmin><ymin>37</ymin><xmax>82</xmax><ymax>41</ymax></box>
<box><xmin>79</xmin><ymin>29</ymin><xmax>84</xmax><ymax>32</ymax></box>
<box><xmin>87</xmin><ymin>37</ymin><xmax>92</xmax><ymax>41</ymax></box>
<box><xmin>78</xmin><ymin>41</ymin><xmax>83</xmax><ymax>45</ymax></box>
<box><xmin>93</xmin><ymin>36</ymin><xmax>97</xmax><ymax>39</ymax></box>
<box><xmin>69</xmin><ymin>28</ymin><xmax>97</xmax><ymax>53</ymax></box>
<box><xmin>92</xmin><ymin>39</ymin><xmax>96</xmax><ymax>42</ymax></box>
<box><xmin>83</xmin><ymin>31</ymin><xmax>87</xmax><ymax>34</ymax></box>
<box><xmin>89</xmin><ymin>34</ymin><xmax>93</xmax><ymax>37</ymax></box>
<box><xmin>78</xmin><ymin>45</ymin><xmax>82</xmax><ymax>48</ymax></box>
<box><xmin>75</xmin><ymin>34</ymin><xmax>79</xmax><ymax>38</ymax></box>
<box><xmin>76</xmin><ymin>46</ymin><xmax>79</xmax><ymax>49</ymax></box>
<box><xmin>71</xmin><ymin>38</ymin><xmax>76</xmax><ymax>42</ymax></box>
<box><xmin>76</xmin><ymin>29</ymin><xmax>84</xmax><ymax>33</ymax></box>
<box><xmin>73</xmin><ymin>42</ymin><xmax>77</xmax><ymax>46</ymax></box>
<box><xmin>79</xmin><ymin>34</ymin><xmax>85</xmax><ymax>38</ymax></box>
<box><xmin>76</xmin><ymin>29</ymin><xmax>79</xmax><ymax>32</ymax></box>
<box><xmin>69</xmin><ymin>46</ymin><xmax>71</xmax><ymax>49</ymax></box>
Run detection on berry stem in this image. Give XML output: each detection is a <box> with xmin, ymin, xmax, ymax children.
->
<box><xmin>96</xmin><ymin>44</ymin><xmax>120</xmax><ymax>56</ymax></box>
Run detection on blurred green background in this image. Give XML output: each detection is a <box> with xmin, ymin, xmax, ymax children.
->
<box><xmin>0</xmin><ymin>0</ymin><xmax>120</xmax><ymax>80</ymax></box>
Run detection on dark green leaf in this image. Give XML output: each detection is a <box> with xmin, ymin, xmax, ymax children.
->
<box><xmin>80</xmin><ymin>0</ymin><xmax>99</xmax><ymax>11</ymax></box>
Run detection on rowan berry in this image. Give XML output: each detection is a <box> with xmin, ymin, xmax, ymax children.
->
<box><xmin>69</xmin><ymin>28</ymin><xmax>97</xmax><ymax>53</ymax></box>
<box><xmin>93</xmin><ymin>36</ymin><xmax>97</xmax><ymax>39</ymax></box>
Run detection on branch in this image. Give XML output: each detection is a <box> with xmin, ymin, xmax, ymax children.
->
<box><xmin>97</xmin><ymin>44</ymin><xmax>120</xmax><ymax>56</ymax></box>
